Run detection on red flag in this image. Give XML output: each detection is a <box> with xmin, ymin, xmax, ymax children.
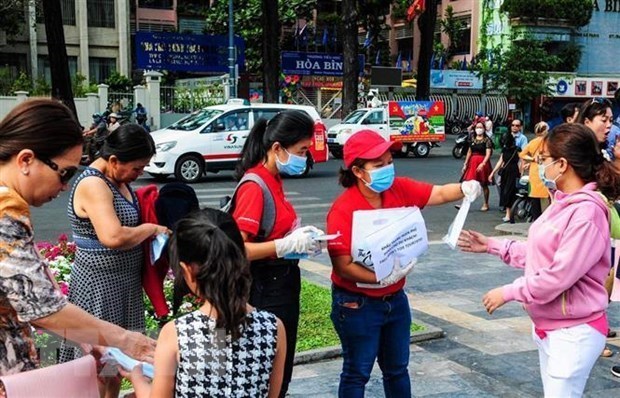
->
<box><xmin>406</xmin><ymin>0</ymin><xmax>426</xmax><ymax>22</ymax></box>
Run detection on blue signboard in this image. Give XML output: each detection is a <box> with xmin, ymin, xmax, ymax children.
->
<box><xmin>281</xmin><ymin>52</ymin><xmax>365</xmax><ymax>76</ymax></box>
<box><xmin>135</xmin><ymin>32</ymin><xmax>245</xmax><ymax>73</ymax></box>
<box><xmin>430</xmin><ymin>70</ymin><xmax>482</xmax><ymax>90</ymax></box>
<box><xmin>575</xmin><ymin>5</ymin><xmax>620</xmax><ymax>75</ymax></box>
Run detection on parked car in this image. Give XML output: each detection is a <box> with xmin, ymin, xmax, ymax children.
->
<box><xmin>145</xmin><ymin>100</ymin><xmax>328</xmax><ymax>183</ymax></box>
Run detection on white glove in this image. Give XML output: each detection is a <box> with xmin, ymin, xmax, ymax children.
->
<box><xmin>379</xmin><ymin>257</ymin><xmax>417</xmax><ymax>287</ymax></box>
<box><xmin>461</xmin><ymin>180</ymin><xmax>482</xmax><ymax>202</ymax></box>
<box><xmin>275</xmin><ymin>226</ymin><xmax>324</xmax><ymax>258</ymax></box>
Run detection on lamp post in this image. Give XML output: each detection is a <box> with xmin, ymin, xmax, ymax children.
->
<box><xmin>228</xmin><ymin>0</ymin><xmax>237</xmax><ymax>98</ymax></box>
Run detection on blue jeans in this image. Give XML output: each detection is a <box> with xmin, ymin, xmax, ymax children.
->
<box><xmin>331</xmin><ymin>286</ymin><xmax>412</xmax><ymax>398</ymax></box>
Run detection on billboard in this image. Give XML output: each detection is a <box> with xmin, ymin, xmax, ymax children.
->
<box><xmin>430</xmin><ymin>70</ymin><xmax>483</xmax><ymax>90</ymax></box>
<box><xmin>388</xmin><ymin>101</ymin><xmax>445</xmax><ymax>143</ymax></box>
<box><xmin>575</xmin><ymin>4</ymin><xmax>620</xmax><ymax>75</ymax></box>
<box><xmin>135</xmin><ymin>32</ymin><xmax>245</xmax><ymax>72</ymax></box>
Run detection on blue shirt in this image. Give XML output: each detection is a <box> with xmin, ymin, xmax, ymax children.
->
<box><xmin>514</xmin><ymin>132</ymin><xmax>528</xmax><ymax>150</ymax></box>
<box><xmin>606</xmin><ymin>123</ymin><xmax>620</xmax><ymax>160</ymax></box>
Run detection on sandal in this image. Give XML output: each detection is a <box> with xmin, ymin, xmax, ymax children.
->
<box><xmin>480</xmin><ymin>205</ymin><xmax>489</xmax><ymax>212</ymax></box>
<box><xmin>602</xmin><ymin>347</ymin><xmax>614</xmax><ymax>357</ymax></box>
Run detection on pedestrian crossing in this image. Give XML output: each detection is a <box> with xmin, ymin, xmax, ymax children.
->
<box><xmin>133</xmin><ymin>181</ymin><xmax>330</xmax><ymax>231</ymax></box>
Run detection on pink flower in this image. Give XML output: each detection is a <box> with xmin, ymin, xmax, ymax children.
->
<box><xmin>292</xmin><ymin>75</ymin><xmax>300</xmax><ymax>84</ymax></box>
<box><xmin>59</xmin><ymin>281</ymin><xmax>69</xmax><ymax>296</ymax></box>
<box><xmin>58</xmin><ymin>234</ymin><xmax>68</xmax><ymax>242</ymax></box>
<box><xmin>285</xmin><ymin>76</ymin><xmax>292</xmax><ymax>84</ymax></box>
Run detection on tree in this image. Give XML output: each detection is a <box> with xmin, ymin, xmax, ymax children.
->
<box><xmin>416</xmin><ymin>0</ymin><xmax>438</xmax><ymax>100</ymax></box>
<box><xmin>341</xmin><ymin>0</ymin><xmax>359</xmax><ymax>116</ymax></box>
<box><xmin>205</xmin><ymin>0</ymin><xmax>315</xmax><ymax>101</ymax></box>
<box><xmin>262</xmin><ymin>0</ymin><xmax>280</xmax><ymax>102</ymax></box>
<box><xmin>0</xmin><ymin>0</ymin><xmax>28</xmax><ymax>37</ymax></box>
<box><xmin>42</xmin><ymin>0</ymin><xmax>77</xmax><ymax>117</ymax></box>
<box><xmin>439</xmin><ymin>5</ymin><xmax>464</xmax><ymax>59</ymax></box>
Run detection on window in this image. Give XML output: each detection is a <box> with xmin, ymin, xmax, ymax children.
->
<box><xmin>253</xmin><ymin>109</ymin><xmax>280</xmax><ymax>123</ymax></box>
<box><xmin>87</xmin><ymin>0</ymin><xmax>115</xmax><ymax>28</ymax></box>
<box><xmin>0</xmin><ymin>53</ymin><xmax>27</xmax><ymax>80</ymax></box>
<box><xmin>367</xmin><ymin>110</ymin><xmax>384</xmax><ymax>124</ymax></box>
<box><xmin>208</xmin><ymin>110</ymin><xmax>250</xmax><ymax>133</ymax></box>
<box><xmin>37</xmin><ymin>56</ymin><xmax>77</xmax><ymax>83</ymax></box>
<box><xmin>453</xmin><ymin>16</ymin><xmax>471</xmax><ymax>55</ymax></box>
<box><xmin>89</xmin><ymin>57</ymin><xmax>116</xmax><ymax>83</ymax></box>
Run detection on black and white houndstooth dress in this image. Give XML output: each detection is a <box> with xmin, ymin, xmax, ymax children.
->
<box><xmin>174</xmin><ymin>310</ymin><xmax>278</xmax><ymax>397</ymax></box>
<box><xmin>59</xmin><ymin>167</ymin><xmax>145</xmax><ymax>362</ymax></box>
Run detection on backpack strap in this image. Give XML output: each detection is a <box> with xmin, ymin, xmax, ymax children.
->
<box><xmin>222</xmin><ymin>173</ymin><xmax>275</xmax><ymax>241</ymax></box>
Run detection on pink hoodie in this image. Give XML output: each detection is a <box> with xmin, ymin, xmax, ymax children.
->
<box><xmin>487</xmin><ymin>182</ymin><xmax>610</xmax><ymax>330</ymax></box>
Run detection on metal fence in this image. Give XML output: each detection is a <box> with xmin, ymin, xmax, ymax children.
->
<box><xmin>108</xmin><ymin>92</ymin><xmax>134</xmax><ymax>112</ymax></box>
<box><xmin>160</xmin><ymin>85</ymin><xmax>226</xmax><ymax>113</ymax></box>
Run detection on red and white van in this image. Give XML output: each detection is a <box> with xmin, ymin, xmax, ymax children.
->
<box><xmin>145</xmin><ymin>101</ymin><xmax>328</xmax><ymax>183</ymax></box>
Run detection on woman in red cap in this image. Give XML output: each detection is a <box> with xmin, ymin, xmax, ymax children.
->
<box><xmin>326</xmin><ymin>130</ymin><xmax>481</xmax><ymax>397</ymax></box>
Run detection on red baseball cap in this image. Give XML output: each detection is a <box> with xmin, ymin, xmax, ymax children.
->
<box><xmin>343</xmin><ymin>130</ymin><xmax>403</xmax><ymax>168</ymax></box>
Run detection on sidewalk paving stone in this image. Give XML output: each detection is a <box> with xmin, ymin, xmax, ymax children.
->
<box><xmin>291</xmin><ymin>240</ymin><xmax>620</xmax><ymax>397</ymax></box>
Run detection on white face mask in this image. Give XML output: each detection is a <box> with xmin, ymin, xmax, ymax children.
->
<box><xmin>475</xmin><ymin>128</ymin><xmax>484</xmax><ymax>136</ymax></box>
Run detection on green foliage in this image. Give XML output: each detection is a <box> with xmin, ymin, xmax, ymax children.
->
<box><xmin>72</xmin><ymin>73</ymin><xmax>98</xmax><ymax>97</ymax></box>
<box><xmin>0</xmin><ymin>67</ymin><xmax>14</xmax><ymax>95</ymax></box>
<box><xmin>105</xmin><ymin>71</ymin><xmax>133</xmax><ymax>92</ymax></box>
<box><xmin>440</xmin><ymin>5</ymin><xmax>465</xmax><ymax>58</ymax></box>
<box><xmin>472</xmin><ymin>34</ymin><xmax>560</xmax><ymax>106</ymax></box>
<box><xmin>500</xmin><ymin>0</ymin><xmax>593</xmax><ymax>27</ymax></box>
<box><xmin>172</xmin><ymin>83</ymin><xmax>225</xmax><ymax>112</ymax></box>
<box><xmin>391</xmin><ymin>0</ymin><xmax>409</xmax><ymax>20</ymax></box>
<box><xmin>11</xmin><ymin>71</ymin><xmax>33</xmax><ymax>93</ymax></box>
<box><xmin>553</xmin><ymin>42</ymin><xmax>582</xmax><ymax>72</ymax></box>
<box><xmin>32</xmin><ymin>76</ymin><xmax>51</xmax><ymax>96</ymax></box>
<box><xmin>204</xmin><ymin>0</ymin><xmax>316</xmax><ymax>75</ymax></box>
<box><xmin>0</xmin><ymin>0</ymin><xmax>28</xmax><ymax>36</ymax></box>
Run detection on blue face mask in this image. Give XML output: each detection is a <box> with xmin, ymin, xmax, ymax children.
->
<box><xmin>363</xmin><ymin>164</ymin><xmax>395</xmax><ymax>193</ymax></box>
<box><xmin>538</xmin><ymin>159</ymin><xmax>561</xmax><ymax>191</ymax></box>
<box><xmin>276</xmin><ymin>149</ymin><xmax>307</xmax><ymax>175</ymax></box>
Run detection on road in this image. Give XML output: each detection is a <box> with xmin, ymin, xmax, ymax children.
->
<box><xmin>32</xmin><ymin>136</ymin><xmax>506</xmax><ymax>243</ymax></box>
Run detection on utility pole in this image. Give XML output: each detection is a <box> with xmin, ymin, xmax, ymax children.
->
<box><xmin>228</xmin><ymin>0</ymin><xmax>236</xmax><ymax>98</ymax></box>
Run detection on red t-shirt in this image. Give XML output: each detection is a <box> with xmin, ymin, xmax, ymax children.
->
<box><xmin>232</xmin><ymin>164</ymin><xmax>297</xmax><ymax>242</ymax></box>
<box><xmin>326</xmin><ymin>177</ymin><xmax>433</xmax><ymax>297</ymax></box>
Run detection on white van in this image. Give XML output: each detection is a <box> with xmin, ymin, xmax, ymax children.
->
<box><xmin>145</xmin><ymin>101</ymin><xmax>328</xmax><ymax>183</ymax></box>
<box><xmin>327</xmin><ymin>101</ymin><xmax>445</xmax><ymax>159</ymax></box>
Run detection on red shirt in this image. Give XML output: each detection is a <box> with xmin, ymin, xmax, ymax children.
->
<box><xmin>232</xmin><ymin>164</ymin><xmax>297</xmax><ymax>242</ymax></box>
<box><xmin>326</xmin><ymin>177</ymin><xmax>433</xmax><ymax>297</ymax></box>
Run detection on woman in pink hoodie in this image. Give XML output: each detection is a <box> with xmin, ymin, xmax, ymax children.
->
<box><xmin>458</xmin><ymin>123</ymin><xmax>620</xmax><ymax>397</ymax></box>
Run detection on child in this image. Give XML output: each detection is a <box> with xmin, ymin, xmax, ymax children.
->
<box><xmin>123</xmin><ymin>208</ymin><xmax>286</xmax><ymax>398</ymax></box>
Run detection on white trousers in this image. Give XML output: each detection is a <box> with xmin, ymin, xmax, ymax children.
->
<box><xmin>533</xmin><ymin>323</ymin><xmax>606</xmax><ymax>398</ymax></box>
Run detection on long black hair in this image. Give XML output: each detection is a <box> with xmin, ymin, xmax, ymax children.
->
<box><xmin>234</xmin><ymin>110</ymin><xmax>313</xmax><ymax>180</ymax></box>
<box><xmin>544</xmin><ymin>123</ymin><xmax>620</xmax><ymax>201</ymax></box>
<box><xmin>169</xmin><ymin>208</ymin><xmax>251</xmax><ymax>340</ymax></box>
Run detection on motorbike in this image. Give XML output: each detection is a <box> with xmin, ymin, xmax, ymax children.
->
<box><xmin>510</xmin><ymin>175</ymin><xmax>534</xmax><ymax>223</ymax></box>
<box><xmin>452</xmin><ymin>131</ymin><xmax>469</xmax><ymax>159</ymax></box>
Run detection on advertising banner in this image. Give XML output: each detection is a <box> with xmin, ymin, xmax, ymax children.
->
<box><xmin>430</xmin><ymin>69</ymin><xmax>483</xmax><ymax>90</ymax></box>
<box><xmin>388</xmin><ymin>101</ymin><xmax>445</xmax><ymax>143</ymax></box>
<box><xmin>135</xmin><ymin>32</ymin><xmax>245</xmax><ymax>72</ymax></box>
<box><xmin>281</xmin><ymin>51</ymin><xmax>365</xmax><ymax>76</ymax></box>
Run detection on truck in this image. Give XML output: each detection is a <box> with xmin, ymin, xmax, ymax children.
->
<box><xmin>326</xmin><ymin>100</ymin><xmax>445</xmax><ymax>159</ymax></box>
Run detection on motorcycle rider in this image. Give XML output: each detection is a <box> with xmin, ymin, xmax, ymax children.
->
<box><xmin>134</xmin><ymin>103</ymin><xmax>150</xmax><ymax>132</ymax></box>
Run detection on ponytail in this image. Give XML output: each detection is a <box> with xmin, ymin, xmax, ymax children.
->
<box><xmin>169</xmin><ymin>208</ymin><xmax>251</xmax><ymax>340</ymax></box>
<box><xmin>235</xmin><ymin>118</ymin><xmax>268</xmax><ymax>180</ymax></box>
<box><xmin>595</xmin><ymin>161</ymin><xmax>620</xmax><ymax>201</ymax></box>
<box><xmin>234</xmin><ymin>110</ymin><xmax>314</xmax><ymax>180</ymax></box>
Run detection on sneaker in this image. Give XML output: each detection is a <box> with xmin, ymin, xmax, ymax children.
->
<box><xmin>611</xmin><ymin>365</ymin><xmax>620</xmax><ymax>377</ymax></box>
<box><xmin>502</xmin><ymin>216</ymin><xmax>510</xmax><ymax>222</ymax></box>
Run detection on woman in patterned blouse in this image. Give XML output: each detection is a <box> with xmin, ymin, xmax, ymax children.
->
<box><xmin>123</xmin><ymin>208</ymin><xmax>286</xmax><ymax>398</ymax></box>
<box><xmin>0</xmin><ymin>99</ymin><xmax>155</xmax><ymax>390</ymax></box>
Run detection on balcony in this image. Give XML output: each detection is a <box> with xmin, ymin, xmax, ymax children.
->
<box><xmin>135</xmin><ymin>0</ymin><xmax>177</xmax><ymax>31</ymax></box>
<box><xmin>509</xmin><ymin>17</ymin><xmax>573</xmax><ymax>42</ymax></box>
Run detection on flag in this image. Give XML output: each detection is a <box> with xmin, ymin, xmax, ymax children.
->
<box><xmin>395</xmin><ymin>52</ymin><xmax>402</xmax><ymax>68</ymax></box>
<box><xmin>407</xmin><ymin>0</ymin><xmax>426</xmax><ymax>22</ymax></box>
<box><xmin>362</xmin><ymin>31</ymin><xmax>371</xmax><ymax>49</ymax></box>
<box><xmin>322</xmin><ymin>28</ymin><xmax>328</xmax><ymax>46</ymax></box>
<box><xmin>461</xmin><ymin>56</ymin><xmax>467</xmax><ymax>70</ymax></box>
<box><xmin>375</xmin><ymin>49</ymin><xmax>381</xmax><ymax>65</ymax></box>
<box><xmin>294</xmin><ymin>20</ymin><xmax>299</xmax><ymax>48</ymax></box>
<box><xmin>299</xmin><ymin>23</ymin><xmax>308</xmax><ymax>49</ymax></box>
<box><xmin>438</xmin><ymin>55</ymin><xmax>445</xmax><ymax>70</ymax></box>
<box><xmin>406</xmin><ymin>52</ymin><xmax>412</xmax><ymax>72</ymax></box>
<box><xmin>430</xmin><ymin>52</ymin><xmax>435</xmax><ymax>69</ymax></box>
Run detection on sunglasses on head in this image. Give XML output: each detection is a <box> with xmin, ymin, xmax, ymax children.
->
<box><xmin>590</xmin><ymin>97</ymin><xmax>611</xmax><ymax>106</ymax></box>
<box><xmin>39</xmin><ymin>157</ymin><xmax>78</xmax><ymax>184</ymax></box>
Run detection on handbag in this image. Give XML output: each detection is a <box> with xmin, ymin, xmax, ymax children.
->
<box><xmin>0</xmin><ymin>355</ymin><xmax>99</xmax><ymax>398</ymax></box>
